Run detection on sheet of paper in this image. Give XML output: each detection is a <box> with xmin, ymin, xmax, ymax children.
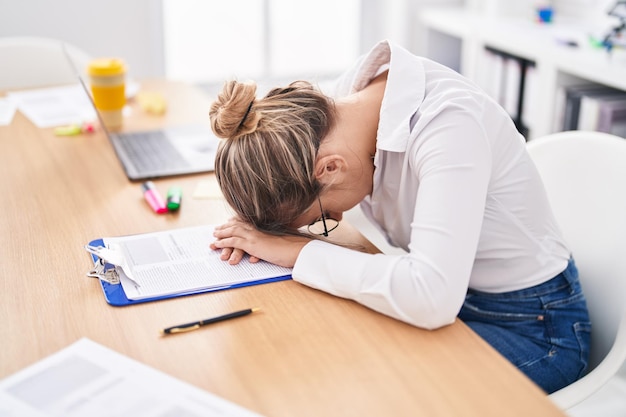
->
<box><xmin>103</xmin><ymin>225</ymin><xmax>292</xmax><ymax>300</ymax></box>
<box><xmin>192</xmin><ymin>179</ymin><xmax>223</xmax><ymax>199</ymax></box>
<box><xmin>0</xmin><ymin>98</ymin><xmax>17</xmax><ymax>126</ymax></box>
<box><xmin>0</xmin><ymin>338</ymin><xmax>264</xmax><ymax>417</ymax></box>
<box><xmin>7</xmin><ymin>84</ymin><xmax>96</xmax><ymax>128</ymax></box>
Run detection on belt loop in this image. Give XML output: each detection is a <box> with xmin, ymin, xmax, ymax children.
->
<box><xmin>561</xmin><ymin>257</ymin><xmax>579</xmax><ymax>289</ymax></box>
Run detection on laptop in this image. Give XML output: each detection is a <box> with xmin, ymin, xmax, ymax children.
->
<box><xmin>95</xmin><ymin>114</ymin><xmax>218</xmax><ymax>181</ymax></box>
<box><xmin>65</xmin><ymin>45</ymin><xmax>219</xmax><ymax>181</ymax></box>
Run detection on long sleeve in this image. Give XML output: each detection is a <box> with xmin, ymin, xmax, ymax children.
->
<box><xmin>292</xmin><ymin>106</ymin><xmax>492</xmax><ymax>330</ymax></box>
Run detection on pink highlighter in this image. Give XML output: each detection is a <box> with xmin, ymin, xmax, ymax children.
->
<box><xmin>141</xmin><ymin>181</ymin><xmax>168</xmax><ymax>214</ymax></box>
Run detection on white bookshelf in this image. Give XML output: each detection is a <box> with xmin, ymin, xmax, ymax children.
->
<box><xmin>417</xmin><ymin>6</ymin><xmax>626</xmax><ymax>139</ymax></box>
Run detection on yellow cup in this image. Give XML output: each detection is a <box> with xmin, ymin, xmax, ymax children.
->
<box><xmin>87</xmin><ymin>58</ymin><xmax>126</xmax><ymax>130</ymax></box>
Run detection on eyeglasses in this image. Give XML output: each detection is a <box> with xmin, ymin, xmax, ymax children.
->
<box><xmin>307</xmin><ymin>197</ymin><xmax>339</xmax><ymax>237</ymax></box>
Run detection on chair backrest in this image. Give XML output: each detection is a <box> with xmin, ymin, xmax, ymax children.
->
<box><xmin>0</xmin><ymin>36</ymin><xmax>91</xmax><ymax>91</ymax></box>
<box><xmin>527</xmin><ymin>130</ymin><xmax>626</xmax><ymax>410</ymax></box>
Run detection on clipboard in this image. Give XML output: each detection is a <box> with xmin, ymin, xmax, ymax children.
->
<box><xmin>87</xmin><ymin>237</ymin><xmax>292</xmax><ymax>307</ymax></box>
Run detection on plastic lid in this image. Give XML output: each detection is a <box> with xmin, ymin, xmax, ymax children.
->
<box><xmin>87</xmin><ymin>58</ymin><xmax>126</xmax><ymax>76</ymax></box>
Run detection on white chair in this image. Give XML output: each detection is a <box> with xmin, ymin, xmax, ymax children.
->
<box><xmin>526</xmin><ymin>130</ymin><xmax>626</xmax><ymax>411</ymax></box>
<box><xmin>0</xmin><ymin>36</ymin><xmax>91</xmax><ymax>90</ymax></box>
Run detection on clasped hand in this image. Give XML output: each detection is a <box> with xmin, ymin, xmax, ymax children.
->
<box><xmin>210</xmin><ymin>217</ymin><xmax>311</xmax><ymax>268</ymax></box>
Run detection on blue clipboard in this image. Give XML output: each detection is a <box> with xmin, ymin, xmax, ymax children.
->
<box><xmin>87</xmin><ymin>238</ymin><xmax>292</xmax><ymax>307</ymax></box>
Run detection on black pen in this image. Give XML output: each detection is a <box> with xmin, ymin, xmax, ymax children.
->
<box><xmin>160</xmin><ymin>307</ymin><xmax>260</xmax><ymax>335</ymax></box>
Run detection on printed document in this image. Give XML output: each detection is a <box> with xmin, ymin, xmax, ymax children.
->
<box><xmin>100</xmin><ymin>225</ymin><xmax>292</xmax><ymax>300</ymax></box>
<box><xmin>6</xmin><ymin>84</ymin><xmax>95</xmax><ymax>128</ymax></box>
<box><xmin>0</xmin><ymin>338</ymin><xmax>264</xmax><ymax>417</ymax></box>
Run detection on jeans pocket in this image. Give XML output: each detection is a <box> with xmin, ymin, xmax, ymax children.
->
<box><xmin>461</xmin><ymin>298</ymin><xmax>544</xmax><ymax>322</ymax></box>
<box><xmin>573</xmin><ymin>321</ymin><xmax>592</xmax><ymax>378</ymax></box>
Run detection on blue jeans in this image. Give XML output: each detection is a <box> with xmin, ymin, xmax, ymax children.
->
<box><xmin>458</xmin><ymin>258</ymin><xmax>591</xmax><ymax>393</ymax></box>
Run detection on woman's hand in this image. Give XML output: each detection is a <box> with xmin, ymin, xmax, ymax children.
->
<box><xmin>210</xmin><ymin>218</ymin><xmax>311</xmax><ymax>268</ymax></box>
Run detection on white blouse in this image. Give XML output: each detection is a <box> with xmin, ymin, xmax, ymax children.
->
<box><xmin>292</xmin><ymin>40</ymin><xmax>570</xmax><ymax>329</ymax></box>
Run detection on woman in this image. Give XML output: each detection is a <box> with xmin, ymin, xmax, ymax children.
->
<box><xmin>208</xmin><ymin>40</ymin><xmax>590</xmax><ymax>394</ymax></box>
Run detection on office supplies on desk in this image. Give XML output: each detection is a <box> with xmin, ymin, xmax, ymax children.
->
<box><xmin>53</xmin><ymin>121</ymin><xmax>95</xmax><ymax>136</ymax></box>
<box><xmin>141</xmin><ymin>181</ymin><xmax>168</xmax><ymax>214</ymax></box>
<box><xmin>166</xmin><ymin>185</ymin><xmax>183</xmax><ymax>211</ymax></box>
<box><xmin>65</xmin><ymin>45</ymin><xmax>220</xmax><ymax>181</ymax></box>
<box><xmin>85</xmin><ymin>225</ymin><xmax>292</xmax><ymax>306</ymax></box>
<box><xmin>161</xmin><ymin>307</ymin><xmax>260</xmax><ymax>335</ymax></box>
<box><xmin>137</xmin><ymin>90</ymin><xmax>167</xmax><ymax>115</ymax></box>
<box><xmin>0</xmin><ymin>338</ymin><xmax>264</xmax><ymax>417</ymax></box>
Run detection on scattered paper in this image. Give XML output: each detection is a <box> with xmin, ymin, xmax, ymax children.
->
<box><xmin>0</xmin><ymin>98</ymin><xmax>17</xmax><ymax>126</ymax></box>
<box><xmin>6</xmin><ymin>84</ymin><xmax>96</xmax><ymax>128</ymax></box>
<box><xmin>0</xmin><ymin>338</ymin><xmax>264</xmax><ymax>417</ymax></box>
<box><xmin>193</xmin><ymin>180</ymin><xmax>224</xmax><ymax>199</ymax></box>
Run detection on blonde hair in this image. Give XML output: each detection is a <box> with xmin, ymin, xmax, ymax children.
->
<box><xmin>209</xmin><ymin>80</ymin><xmax>336</xmax><ymax>233</ymax></box>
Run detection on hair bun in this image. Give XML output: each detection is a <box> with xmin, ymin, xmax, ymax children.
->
<box><xmin>210</xmin><ymin>80</ymin><xmax>259</xmax><ymax>139</ymax></box>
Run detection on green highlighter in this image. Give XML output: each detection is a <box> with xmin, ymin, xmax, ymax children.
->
<box><xmin>166</xmin><ymin>186</ymin><xmax>183</xmax><ymax>211</ymax></box>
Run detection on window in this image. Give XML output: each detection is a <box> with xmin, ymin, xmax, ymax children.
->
<box><xmin>162</xmin><ymin>0</ymin><xmax>361</xmax><ymax>84</ymax></box>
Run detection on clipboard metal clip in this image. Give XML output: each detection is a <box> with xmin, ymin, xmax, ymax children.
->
<box><xmin>86</xmin><ymin>257</ymin><xmax>121</xmax><ymax>285</ymax></box>
<box><xmin>84</xmin><ymin>244</ymin><xmax>122</xmax><ymax>285</ymax></box>
<box><xmin>84</xmin><ymin>244</ymin><xmax>141</xmax><ymax>287</ymax></box>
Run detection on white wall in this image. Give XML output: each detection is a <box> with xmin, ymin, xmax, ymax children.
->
<box><xmin>360</xmin><ymin>0</ymin><xmax>464</xmax><ymax>56</ymax></box>
<box><xmin>0</xmin><ymin>0</ymin><xmax>165</xmax><ymax>79</ymax></box>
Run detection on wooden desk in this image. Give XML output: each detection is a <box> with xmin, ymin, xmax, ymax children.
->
<box><xmin>0</xmin><ymin>80</ymin><xmax>566</xmax><ymax>417</ymax></box>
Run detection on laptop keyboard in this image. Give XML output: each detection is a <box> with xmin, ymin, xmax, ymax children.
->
<box><xmin>115</xmin><ymin>131</ymin><xmax>190</xmax><ymax>172</ymax></box>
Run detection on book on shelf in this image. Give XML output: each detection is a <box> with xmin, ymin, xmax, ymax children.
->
<box><xmin>597</xmin><ymin>99</ymin><xmax>626</xmax><ymax>138</ymax></box>
<box><xmin>555</xmin><ymin>84</ymin><xmax>626</xmax><ymax>137</ymax></box>
<box><xmin>579</xmin><ymin>90</ymin><xmax>626</xmax><ymax>132</ymax></box>
<box><xmin>562</xmin><ymin>85</ymin><xmax>609</xmax><ymax>131</ymax></box>
<box><xmin>477</xmin><ymin>47</ymin><xmax>535</xmax><ymax>138</ymax></box>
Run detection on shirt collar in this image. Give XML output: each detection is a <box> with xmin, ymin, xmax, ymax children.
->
<box><xmin>352</xmin><ymin>40</ymin><xmax>425</xmax><ymax>152</ymax></box>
